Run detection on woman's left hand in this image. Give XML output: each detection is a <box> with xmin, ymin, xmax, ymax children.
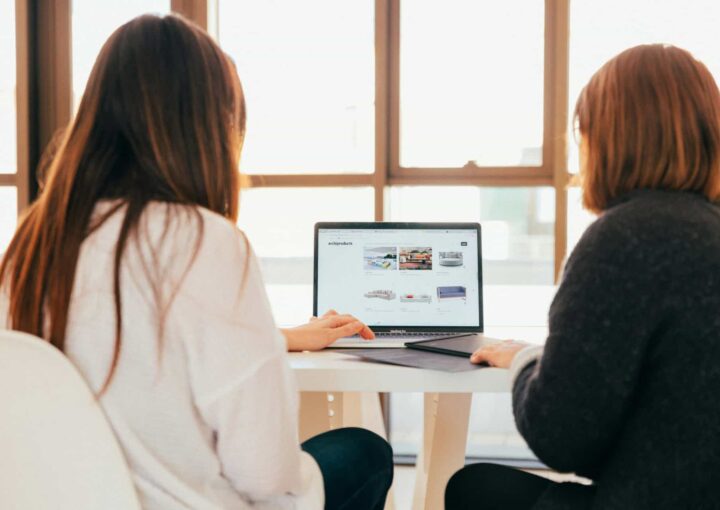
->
<box><xmin>282</xmin><ymin>310</ymin><xmax>375</xmax><ymax>352</ymax></box>
<box><xmin>469</xmin><ymin>339</ymin><xmax>531</xmax><ymax>368</ymax></box>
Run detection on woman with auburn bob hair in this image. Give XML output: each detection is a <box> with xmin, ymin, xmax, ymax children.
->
<box><xmin>0</xmin><ymin>14</ymin><xmax>392</xmax><ymax>510</ymax></box>
<box><xmin>446</xmin><ymin>44</ymin><xmax>720</xmax><ymax>509</ymax></box>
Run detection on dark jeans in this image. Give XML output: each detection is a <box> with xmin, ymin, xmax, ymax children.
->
<box><xmin>445</xmin><ymin>463</ymin><xmax>553</xmax><ymax>510</ymax></box>
<box><xmin>302</xmin><ymin>427</ymin><xmax>394</xmax><ymax>510</ymax></box>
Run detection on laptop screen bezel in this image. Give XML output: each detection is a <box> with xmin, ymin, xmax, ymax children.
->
<box><xmin>313</xmin><ymin>222</ymin><xmax>483</xmax><ymax>333</ymax></box>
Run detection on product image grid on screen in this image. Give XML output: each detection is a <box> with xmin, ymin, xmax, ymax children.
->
<box><xmin>317</xmin><ymin>228</ymin><xmax>480</xmax><ymax>328</ymax></box>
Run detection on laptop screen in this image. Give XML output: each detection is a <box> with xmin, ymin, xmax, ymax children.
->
<box><xmin>314</xmin><ymin>223</ymin><xmax>482</xmax><ymax>331</ymax></box>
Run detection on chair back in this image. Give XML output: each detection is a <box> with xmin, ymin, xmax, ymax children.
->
<box><xmin>0</xmin><ymin>330</ymin><xmax>141</xmax><ymax>510</ymax></box>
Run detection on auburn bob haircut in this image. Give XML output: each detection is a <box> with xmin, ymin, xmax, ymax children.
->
<box><xmin>574</xmin><ymin>44</ymin><xmax>720</xmax><ymax>213</ymax></box>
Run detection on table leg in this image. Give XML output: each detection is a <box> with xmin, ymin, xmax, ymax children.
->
<box><xmin>299</xmin><ymin>392</ymin><xmax>396</xmax><ymax>510</ymax></box>
<box><xmin>299</xmin><ymin>391</ymin><xmax>384</xmax><ymax>438</ymax></box>
<box><xmin>298</xmin><ymin>392</ymin><xmax>332</xmax><ymax>442</ymax></box>
<box><xmin>412</xmin><ymin>393</ymin><xmax>472</xmax><ymax>510</ymax></box>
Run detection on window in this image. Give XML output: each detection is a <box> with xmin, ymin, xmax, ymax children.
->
<box><xmin>389</xmin><ymin>187</ymin><xmax>554</xmax><ymax>288</ymax></box>
<box><xmin>218</xmin><ymin>0</ymin><xmax>375</xmax><ymax>174</ymax></box>
<box><xmin>565</xmin><ymin>1</ymin><xmax>720</xmax><ymax>254</ymax></box>
<box><xmin>71</xmin><ymin>0</ymin><xmax>170</xmax><ymax>109</ymax></box>
<box><xmin>0</xmin><ymin>0</ymin><xmax>16</xmax><ymax>175</ymax></box>
<box><xmin>567</xmin><ymin>0</ymin><xmax>720</xmax><ymax>173</ymax></box>
<box><xmin>237</xmin><ymin>187</ymin><xmax>374</xmax><ymax>326</ymax></box>
<box><xmin>400</xmin><ymin>1</ymin><xmax>545</xmax><ymax>168</ymax></box>
<box><xmin>567</xmin><ymin>187</ymin><xmax>597</xmax><ymax>255</ymax></box>
<box><xmin>392</xmin><ymin>391</ymin><xmax>534</xmax><ymax>460</ymax></box>
<box><xmin>0</xmin><ymin>188</ymin><xmax>18</xmax><ymax>249</ymax></box>
<box><xmin>0</xmin><ymin>1</ymin><xmax>18</xmax><ymax>251</ymax></box>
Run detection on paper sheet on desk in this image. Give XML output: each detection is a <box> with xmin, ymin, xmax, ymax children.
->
<box><xmin>335</xmin><ymin>348</ymin><xmax>484</xmax><ymax>372</ymax></box>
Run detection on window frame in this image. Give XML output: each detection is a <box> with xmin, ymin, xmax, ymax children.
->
<box><xmin>207</xmin><ymin>0</ymin><xmax>572</xmax><ymax>280</ymax></box>
<box><xmin>20</xmin><ymin>1</ymin><xmax>572</xmax><ymax>280</ymax></box>
<box><xmin>3</xmin><ymin>0</ymin><xmax>44</xmax><ymax>215</ymax></box>
<box><xmin>15</xmin><ymin>0</ymin><xmax>573</xmax><ymax>267</ymax></box>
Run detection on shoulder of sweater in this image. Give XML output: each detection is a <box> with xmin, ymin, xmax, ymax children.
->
<box><xmin>140</xmin><ymin>202</ymin><xmax>249</xmax><ymax>255</ymax></box>
<box><xmin>602</xmin><ymin>190</ymin><xmax>718</xmax><ymax>227</ymax></box>
<box><xmin>566</xmin><ymin>191</ymin><xmax>720</xmax><ymax>282</ymax></box>
<box><xmin>194</xmin><ymin>206</ymin><xmax>249</xmax><ymax>247</ymax></box>
<box><xmin>582</xmin><ymin>191</ymin><xmax>717</xmax><ymax>247</ymax></box>
<box><xmin>145</xmin><ymin>205</ymin><xmax>261</xmax><ymax>318</ymax></box>
<box><xmin>117</xmin><ymin>203</ymin><xmax>254</xmax><ymax>289</ymax></box>
<box><xmin>143</xmin><ymin>202</ymin><xmax>243</xmax><ymax>238</ymax></box>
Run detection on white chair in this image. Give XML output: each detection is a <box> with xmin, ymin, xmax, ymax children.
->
<box><xmin>0</xmin><ymin>330</ymin><xmax>141</xmax><ymax>510</ymax></box>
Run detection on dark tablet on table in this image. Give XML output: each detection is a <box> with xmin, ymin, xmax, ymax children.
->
<box><xmin>405</xmin><ymin>334</ymin><xmax>486</xmax><ymax>358</ymax></box>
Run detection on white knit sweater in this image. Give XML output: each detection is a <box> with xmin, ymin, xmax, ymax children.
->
<box><xmin>0</xmin><ymin>201</ymin><xmax>322</xmax><ymax>509</ymax></box>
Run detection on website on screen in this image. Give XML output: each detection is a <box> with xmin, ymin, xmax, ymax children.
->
<box><xmin>317</xmin><ymin>228</ymin><xmax>481</xmax><ymax>327</ymax></box>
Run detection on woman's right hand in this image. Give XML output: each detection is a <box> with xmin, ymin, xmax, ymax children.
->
<box><xmin>281</xmin><ymin>310</ymin><xmax>375</xmax><ymax>352</ymax></box>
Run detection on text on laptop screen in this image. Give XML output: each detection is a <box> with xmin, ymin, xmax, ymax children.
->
<box><xmin>316</xmin><ymin>228</ymin><xmax>481</xmax><ymax>328</ymax></box>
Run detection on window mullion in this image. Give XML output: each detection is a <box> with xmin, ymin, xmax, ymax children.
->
<box><xmin>171</xmin><ymin>0</ymin><xmax>209</xmax><ymax>31</ymax></box>
<box><xmin>545</xmin><ymin>0</ymin><xmax>570</xmax><ymax>281</ymax></box>
<box><xmin>374</xmin><ymin>0</ymin><xmax>392</xmax><ymax>222</ymax></box>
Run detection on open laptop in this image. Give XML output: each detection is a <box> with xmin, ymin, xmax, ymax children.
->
<box><xmin>314</xmin><ymin>222</ymin><xmax>484</xmax><ymax>348</ymax></box>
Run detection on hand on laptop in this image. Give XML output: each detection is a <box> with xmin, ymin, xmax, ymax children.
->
<box><xmin>469</xmin><ymin>339</ymin><xmax>530</xmax><ymax>368</ymax></box>
<box><xmin>282</xmin><ymin>310</ymin><xmax>375</xmax><ymax>352</ymax></box>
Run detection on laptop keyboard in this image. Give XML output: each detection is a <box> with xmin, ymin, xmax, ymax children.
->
<box><xmin>374</xmin><ymin>332</ymin><xmax>451</xmax><ymax>338</ymax></box>
<box><xmin>364</xmin><ymin>332</ymin><xmax>474</xmax><ymax>343</ymax></box>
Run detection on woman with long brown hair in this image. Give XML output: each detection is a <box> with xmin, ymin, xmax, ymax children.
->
<box><xmin>0</xmin><ymin>14</ymin><xmax>392</xmax><ymax>509</ymax></box>
<box><xmin>446</xmin><ymin>44</ymin><xmax>720</xmax><ymax>509</ymax></box>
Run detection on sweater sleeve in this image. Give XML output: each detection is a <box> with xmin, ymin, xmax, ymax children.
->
<box><xmin>512</xmin><ymin>216</ymin><xmax>665</xmax><ymax>476</ymax></box>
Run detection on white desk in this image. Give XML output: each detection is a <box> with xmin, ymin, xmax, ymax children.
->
<box><xmin>289</xmin><ymin>326</ymin><xmax>546</xmax><ymax>510</ymax></box>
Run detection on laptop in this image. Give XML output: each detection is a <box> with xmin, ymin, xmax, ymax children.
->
<box><xmin>314</xmin><ymin>222</ymin><xmax>484</xmax><ymax>348</ymax></box>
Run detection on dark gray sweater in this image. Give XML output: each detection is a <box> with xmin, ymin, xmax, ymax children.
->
<box><xmin>514</xmin><ymin>190</ymin><xmax>720</xmax><ymax>509</ymax></box>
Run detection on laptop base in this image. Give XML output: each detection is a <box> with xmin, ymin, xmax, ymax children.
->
<box><xmin>327</xmin><ymin>332</ymin><xmax>477</xmax><ymax>349</ymax></box>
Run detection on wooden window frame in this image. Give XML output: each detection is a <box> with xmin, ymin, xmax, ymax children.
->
<box><xmin>22</xmin><ymin>0</ymin><xmax>572</xmax><ymax>280</ymax></box>
<box><xmin>13</xmin><ymin>0</ymin><xmax>72</xmax><ymax>213</ymax></box>
<box><xmin>9</xmin><ymin>0</ymin><xmax>30</xmax><ymax>211</ymax></box>
<box><xmin>201</xmin><ymin>0</ymin><xmax>572</xmax><ymax>280</ymax></box>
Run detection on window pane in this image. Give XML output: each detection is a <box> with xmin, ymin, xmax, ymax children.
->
<box><xmin>72</xmin><ymin>0</ymin><xmax>170</xmax><ymax>110</ymax></box>
<box><xmin>391</xmin><ymin>391</ymin><xmax>535</xmax><ymax>460</ymax></box>
<box><xmin>0</xmin><ymin>0</ymin><xmax>16</xmax><ymax>173</ymax></box>
<box><xmin>237</xmin><ymin>187</ymin><xmax>374</xmax><ymax>325</ymax></box>
<box><xmin>400</xmin><ymin>1</ymin><xmax>544</xmax><ymax>168</ymax></box>
<box><xmin>567</xmin><ymin>186</ymin><xmax>597</xmax><ymax>256</ymax></box>
<box><xmin>568</xmin><ymin>1</ymin><xmax>720</xmax><ymax>172</ymax></box>
<box><xmin>389</xmin><ymin>187</ymin><xmax>555</xmax><ymax>293</ymax></box>
<box><xmin>0</xmin><ymin>187</ymin><xmax>18</xmax><ymax>251</ymax></box>
<box><xmin>219</xmin><ymin>1</ymin><xmax>375</xmax><ymax>174</ymax></box>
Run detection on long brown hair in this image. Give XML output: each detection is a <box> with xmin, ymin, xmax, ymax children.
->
<box><xmin>0</xmin><ymin>14</ymin><xmax>246</xmax><ymax>391</ymax></box>
<box><xmin>575</xmin><ymin>44</ymin><xmax>720</xmax><ymax>213</ymax></box>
